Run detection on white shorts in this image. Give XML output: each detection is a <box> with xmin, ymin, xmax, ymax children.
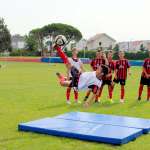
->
<box><xmin>78</xmin><ymin>73</ymin><xmax>88</xmax><ymax>90</ymax></box>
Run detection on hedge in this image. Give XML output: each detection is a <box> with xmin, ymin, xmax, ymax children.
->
<box><xmin>10</xmin><ymin>50</ymin><xmax>41</xmax><ymax>56</ymax></box>
<box><xmin>9</xmin><ymin>49</ymin><xmax>149</xmax><ymax>60</ymax></box>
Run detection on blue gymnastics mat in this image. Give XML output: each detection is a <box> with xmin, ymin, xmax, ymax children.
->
<box><xmin>55</xmin><ymin>112</ymin><xmax>150</xmax><ymax>133</ymax></box>
<box><xmin>18</xmin><ymin>118</ymin><xmax>142</xmax><ymax>145</ymax></box>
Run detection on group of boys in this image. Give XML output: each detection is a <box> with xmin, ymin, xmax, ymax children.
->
<box><xmin>54</xmin><ymin>43</ymin><xmax>150</xmax><ymax>107</ymax></box>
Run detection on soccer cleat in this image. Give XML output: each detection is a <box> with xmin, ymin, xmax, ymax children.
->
<box><xmin>109</xmin><ymin>99</ymin><xmax>114</xmax><ymax>103</ymax></box>
<box><xmin>95</xmin><ymin>99</ymin><xmax>101</xmax><ymax>103</ymax></box>
<box><xmin>137</xmin><ymin>97</ymin><xmax>141</xmax><ymax>101</ymax></box>
<box><xmin>66</xmin><ymin>100</ymin><xmax>71</xmax><ymax>105</ymax></box>
<box><xmin>147</xmin><ymin>99</ymin><xmax>150</xmax><ymax>102</ymax></box>
<box><xmin>56</xmin><ymin>72</ymin><xmax>66</xmax><ymax>82</ymax></box>
<box><xmin>83</xmin><ymin>96</ymin><xmax>88</xmax><ymax>102</ymax></box>
<box><xmin>120</xmin><ymin>99</ymin><xmax>124</xmax><ymax>103</ymax></box>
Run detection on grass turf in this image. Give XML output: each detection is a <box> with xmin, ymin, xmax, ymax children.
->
<box><xmin>0</xmin><ymin>62</ymin><xmax>150</xmax><ymax>150</ymax></box>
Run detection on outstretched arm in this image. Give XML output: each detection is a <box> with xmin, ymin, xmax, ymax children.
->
<box><xmin>54</xmin><ymin>45</ymin><xmax>72</xmax><ymax>70</ymax></box>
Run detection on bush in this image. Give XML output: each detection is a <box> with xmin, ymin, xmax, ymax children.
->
<box><xmin>10</xmin><ymin>50</ymin><xmax>41</xmax><ymax>56</ymax></box>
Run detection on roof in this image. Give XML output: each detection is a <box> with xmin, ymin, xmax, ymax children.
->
<box><xmin>87</xmin><ymin>33</ymin><xmax>116</xmax><ymax>43</ymax></box>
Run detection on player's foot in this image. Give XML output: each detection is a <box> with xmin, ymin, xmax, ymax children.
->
<box><xmin>120</xmin><ymin>99</ymin><xmax>124</xmax><ymax>103</ymax></box>
<box><xmin>56</xmin><ymin>72</ymin><xmax>65</xmax><ymax>81</ymax></box>
<box><xmin>83</xmin><ymin>96</ymin><xmax>88</xmax><ymax>101</ymax></box>
<box><xmin>95</xmin><ymin>99</ymin><xmax>101</xmax><ymax>103</ymax></box>
<box><xmin>137</xmin><ymin>97</ymin><xmax>141</xmax><ymax>101</ymax></box>
<box><xmin>147</xmin><ymin>99</ymin><xmax>150</xmax><ymax>102</ymax></box>
<box><xmin>66</xmin><ymin>100</ymin><xmax>71</xmax><ymax>105</ymax></box>
<box><xmin>83</xmin><ymin>101</ymin><xmax>90</xmax><ymax>108</ymax></box>
<box><xmin>109</xmin><ymin>99</ymin><xmax>114</xmax><ymax>103</ymax></box>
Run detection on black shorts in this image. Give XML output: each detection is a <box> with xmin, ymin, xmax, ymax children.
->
<box><xmin>140</xmin><ymin>77</ymin><xmax>150</xmax><ymax>86</ymax></box>
<box><xmin>69</xmin><ymin>66</ymin><xmax>80</xmax><ymax>87</ymax></box>
<box><xmin>102</xmin><ymin>80</ymin><xmax>112</xmax><ymax>86</ymax></box>
<box><xmin>113</xmin><ymin>78</ymin><xmax>126</xmax><ymax>85</ymax></box>
<box><xmin>88</xmin><ymin>85</ymin><xmax>99</xmax><ymax>94</ymax></box>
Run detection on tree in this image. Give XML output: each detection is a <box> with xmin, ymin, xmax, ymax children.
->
<box><xmin>0</xmin><ymin>18</ymin><xmax>11</xmax><ymax>52</ymax></box>
<box><xmin>41</xmin><ymin>23</ymin><xmax>82</xmax><ymax>41</ymax></box>
<box><xmin>26</xmin><ymin>23</ymin><xmax>82</xmax><ymax>56</ymax></box>
<box><xmin>113</xmin><ymin>44</ymin><xmax>119</xmax><ymax>52</ymax></box>
<box><xmin>24</xmin><ymin>34</ymin><xmax>38</xmax><ymax>51</ymax></box>
<box><xmin>140</xmin><ymin>44</ymin><xmax>145</xmax><ymax>52</ymax></box>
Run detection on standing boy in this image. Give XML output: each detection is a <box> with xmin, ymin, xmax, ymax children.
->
<box><xmin>84</xmin><ymin>49</ymin><xmax>106</xmax><ymax>102</ymax></box>
<box><xmin>138</xmin><ymin>50</ymin><xmax>150</xmax><ymax>101</ymax></box>
<box><xmin>113</xmin><ymin>51</ymin><xmax>131</xmax><ymax>103</ymax></box>
<box><xmin>97</xmin><ymin>50</ymin><xmax>115</xmax><ymax>103</ymax></box>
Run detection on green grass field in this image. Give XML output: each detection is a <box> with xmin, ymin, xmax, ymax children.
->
<box><xmin>0</xmin><ymin>62</ymin><xmax>150</xmax><ymax>150</ymax></box>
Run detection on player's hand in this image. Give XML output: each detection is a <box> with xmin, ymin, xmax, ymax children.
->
<box><xmin>102</xmin><ymin>53</ymin><xmax>107</xmax><ymax>59</ymax></box>
<box><xmin>128</xmin><ymin>72</ymin><xmax>131</xmax><ymax>76</ymax></box>
<box><xmin>83</xmin><ymin>101</ymin><xmax>90</xmax><ymax>108</ymax></box>
<box><xmin>114</xmin><ymin>75</ymin><xmax>117</xmax><ymax>79</ymax></box>
<box><xmin>145</xmin><ymin>74</ymin><xmax>149</xmax><ymax>78</ymax></box>
<box><xmin>106</xmin><ymin>74</ymin><xmax>111</xmax><ymax>78</ymax></box>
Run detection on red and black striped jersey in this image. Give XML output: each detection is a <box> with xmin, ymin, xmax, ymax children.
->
<box><xmin>103</xmin><ymin>60</ymin><xmax>115</xmax><ymax>80</ymax></box>
<box><xmin>142</xmin><ymin>58</ymin><xmax>150</xmax><ymax>78</ymax></box>
<box><xmin>116</xmin><ymin>59</ymin><xmax>130</xmax><ymax>80</ymax></box>
<box><xmin>90</xmin><ymin>58</ymin><xmax>105</xmax><ymax>71</ymax></box>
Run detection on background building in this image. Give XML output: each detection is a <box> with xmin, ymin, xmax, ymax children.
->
<box><xmin>118</xmin><ymin>40</ymin><xmax>150</xmax><ymax>51</ymax></box>
<box><xmin>86</xmin><ymin>33</ymin><xmax>116</xmax><ymax>50</ymax></box>
<box><xmin>76</xmin><ymin>39</ymin><xmax>87</xmax><ymax>50</ymax></box>
<box><xmin>11</xmin><ymin>34</ymin><xmax>26</xmax><ymax>49</ymax></box>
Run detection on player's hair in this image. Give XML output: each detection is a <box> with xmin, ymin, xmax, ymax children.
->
<box><xmin>97</xmin><ymin>49</ymin><xmax>103</xmax><ymax>53</ymax></box>
<box><xmin>72</xmin><ymin>47</ymin><xmax>78</xmax><ymax>52</ymax></box>
<box><xmin>119</xmin><ymin>50</ymin><xmax>124</xmax><ymax>53</ymax></box>
<box><xmin>101</xmin><ymin>64</ymin><xmax>109</xmax><ymax>75</ymax></box>
<box><xmin>108</xmin><ymin>50</ymin><xmax>113</xmax><ymax>53</ymax></box>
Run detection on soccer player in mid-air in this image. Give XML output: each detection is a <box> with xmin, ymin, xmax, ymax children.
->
<box><xmin>113</xmin><ymin>51</ymin><xmax>131</xmax><ymax>103</ymax></box>
<box><xmin>138</xmin><ymin>48</ymin><xmax>150</xmax><ymax>101</ymax></box>
<box><xmin>66</xmin><ymin>47</ymin><xmax>84</xmax><ymax>104</ymax></box>
<box><xmin>54</xmin><ymin>44</ymin><xmax>109</xmax><ymax>107</ymax></box>
<box><xmin>84</xmin><ymin>49</ymin><xmax>106</xmax><ymax>102</ymax></box>
<box><xmin>96</xmin><ymin>50</ymin><xmax>115</xmax><ymax>103</ymax></box>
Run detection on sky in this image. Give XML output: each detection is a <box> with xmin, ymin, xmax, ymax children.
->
<box><xmin>0</xmin><ymin>0</ymin><xmax>149</xmax><ymax>42</ymax></box>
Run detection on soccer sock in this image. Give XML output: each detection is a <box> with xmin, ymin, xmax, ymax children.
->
<box><xmin>85</xmin><ymin>91</ymin><xmax>91</xmax><ymax>98</ymax></box>
<box><xmin>84</xmin><ymin>91</ymin><xmax>91</xmax><ymax>101</ymax></box>
<box><xmin>95</xmin><ymin>95</ymin><xmax>99</xmax><ymax>101</ymax></box>
<box><xmin>95</xmin><ymin>87</ymin><xmax>103</xmax><ymax>102</ymax></box>
<box><xmin>108</xmin><ymin>86</ymin><xmax>113</xmax><ymax>99</ymax></box>
<box><xmin>147</xmin><ymin>86</ymin><xmax>150</xmax><ymax>100</ymax></box>
<box><xmin>138</xmin><ymin>84</ymin><xmax>143</xmax><ymax>98</ymax></box>
<box><xmin>74</xmin><ymin>90</ymin><xmax>78</xmax><ymax>101</ymax></box>
<box><xmin>66</xmin><ymin>87</ymin><xmax>71</xmax><ymax>101</ymax></box>
<box><xmin>121</xmin><ymin>85</ymin><xmax>125</xmax><ymax>100</ymax></box>
<box><xmin>54</xmin><ymin>45</ymin><xmax>69</xmax><ymax>64</ymax></box>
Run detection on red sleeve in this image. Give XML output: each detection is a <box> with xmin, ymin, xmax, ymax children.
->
<box><xmin>90</xmin><ymin>59</ymin><xmax>94</xmax><ymax>70</ymax></box>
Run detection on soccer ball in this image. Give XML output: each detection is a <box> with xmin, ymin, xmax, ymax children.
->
<box><xmin>54</xmin><ymin>35</ymin><xmax>67</xmax><ymax>46</ymax></box>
